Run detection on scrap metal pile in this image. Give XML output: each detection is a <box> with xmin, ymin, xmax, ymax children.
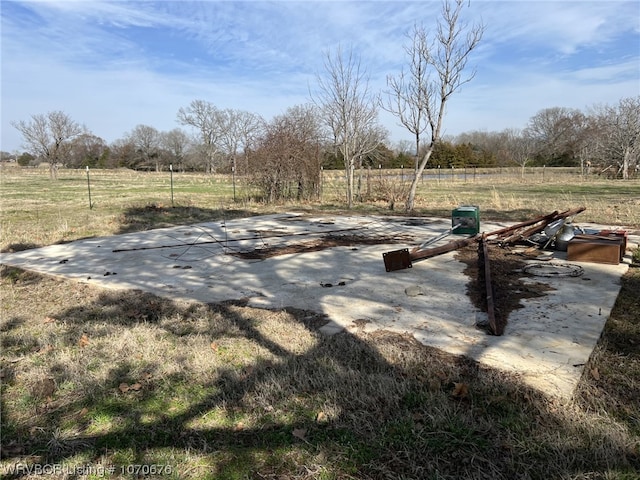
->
<box><xmin>383</xmin><ymin>206</ymin><xmax>629</xmax><ymax>336</ymax></box>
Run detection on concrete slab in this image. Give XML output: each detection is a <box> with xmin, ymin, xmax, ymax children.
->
<box><xmin>1</xmin><ymin>213</ymin><xmax>636</xmax><ymax>399</ymax></box>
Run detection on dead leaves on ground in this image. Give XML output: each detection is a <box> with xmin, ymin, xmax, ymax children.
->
<box><xmin>118</xmin><ymin>382</ymin><xmax>142</xmax><ymax>393</ymax></box>
<box><xmin>292</xmin><ymin>428</ymin><xmax>308</xmax><ymax>442</ymax></box>
<box><xmin>117</xmin><ymin>372</ymin><xmax>153</xmax><ymax>394</ymax></box>
<box><xmin>315</xmin><ymin>411</ymin><xmax>328</xmax><ymax>423</ymax></box>
<box><xmin>451</xmin><ymin>382</ymin><xmax>470</xmax><ymax>401</ymax></box>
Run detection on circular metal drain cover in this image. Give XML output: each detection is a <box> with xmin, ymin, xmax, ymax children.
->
<box><xmin>523</xmin><ymin>262</ymin><xmax>584</xmax><ymax>277</ymax></box>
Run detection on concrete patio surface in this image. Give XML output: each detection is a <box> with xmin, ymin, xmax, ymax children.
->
<box><xmin>1</xmin><ymin>213</ymin><xmax>637</xmax><ymax>399</ymax></box>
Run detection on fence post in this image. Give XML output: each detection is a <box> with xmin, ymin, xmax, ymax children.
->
<box><xmin>85</xmin><ymin>166</ymin><xmax>93</xmax><ymax>209</ymax></box>
<box><xmin>232</xmin><ymin>165</ymin><xmax>236</xmax><ymax>202</ymax></box>
<box><xmin>170</xmin><ymin>164</ymin><xmax>174</xmax><ymax>206</ymax></box>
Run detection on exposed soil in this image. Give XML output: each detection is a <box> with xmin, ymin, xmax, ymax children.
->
<box><xmin>230</xmin><ymin>234</ymin><xmax>415</xmax><ymax>259</ymax></box>
<box><xmin>455</xmin><ymin>242</ymin><xmax>554</xmax><ymax>334</ymax></box>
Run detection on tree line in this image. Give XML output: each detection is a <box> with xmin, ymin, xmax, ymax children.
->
<box><xmin>8</xmin><ymin>99</ymin><xmax>638</xmax><ymax>175</ymax></box>
<box><xmin>7</xmin><ymin>0</ymin><xmax>639</xmax><ymax>210</ymax></box>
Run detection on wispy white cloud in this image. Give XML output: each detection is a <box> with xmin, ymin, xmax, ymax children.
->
<box><xmin>2</xmin><ymin>0</ymin><xmax>638</xmax><ymax>152</ymax></box>
<box><xmin>478</xmin><ymin>1</ymin><xmax>639</xmax><ymax>54</ymax></box>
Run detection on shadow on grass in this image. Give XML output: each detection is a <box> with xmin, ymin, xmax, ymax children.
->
<box><xmin>2</xmin><ymin>271</ymin><xmax>639</xmax><ymax>479</ymax></box>
<box><xmin>575</xmin><ymin>268</ymin><xmax>640</xmax><ymax>438</ymax></box>
<box><xmin>0</xmin><ymin>243</ymin><xmax>43</xmax><ymax>254</ymax></box>
<box><xmin>116</xmin><ymin>205</ymin><xmax>270</xmax><ymax>235</ymax></box>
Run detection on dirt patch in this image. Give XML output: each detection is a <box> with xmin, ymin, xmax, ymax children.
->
<box><xmin>455</xmin><ymin>242</ymin><xmax>554</xmax><ymax>334</ymax></box>
<box><xmin>230</xmin><ymin>234</ymin><xmax>414</xmax><ymax>259</ymax></box>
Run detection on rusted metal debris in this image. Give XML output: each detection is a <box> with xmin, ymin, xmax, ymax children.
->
<box><xmin>383</xmin><ymin>207</ymin><xmax>587</xmax><ymax>271</ymax></box>
<box><xmin>383</xmin><ymin>207</ymin><xmax>589</xmax><ymax>338</ymax></box>
<box><xmin>384</xmin><ymin>235</ymin><xmax>481</xmax><ymax>272</ymax></box>
<box><xmin>383</xmin><ymin>207</ymin><xmax>591</xmax><ymax>339</ymax></box>
<box><xmin>494</xmin><ymin>207</ymin><xmax>586</xmax><ymax>245</ymax></box>
<box><xmin>479</xmin><ymin>234</ymin><xmax>500</xmax><ymax>336</ymax></box>
<box><xmin>382</xmin><ymin>248</ymin><xmax>413</xmax><ymax>272</ymax></box>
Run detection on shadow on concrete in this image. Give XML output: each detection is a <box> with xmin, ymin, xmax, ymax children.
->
<box><xmin>0</xmin><ymin>206</ymin><xmax>268</xmax><ymax>254</ymax></box>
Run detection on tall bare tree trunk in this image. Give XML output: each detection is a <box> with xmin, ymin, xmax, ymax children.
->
<box><xmin>382</xmin><ymin>1</ymin><xmax>484</xmax><ymax>213</ymax></box>
<box><xmin>406</xmin><ymin>145</ymin><xmax>434</xmax><ymax>211</ymax></box>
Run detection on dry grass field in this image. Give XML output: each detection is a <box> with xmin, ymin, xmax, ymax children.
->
<box><xmin>1</xmin><ymin>166</ymin><xmax>639</xmax><ymax>479</ymax></box>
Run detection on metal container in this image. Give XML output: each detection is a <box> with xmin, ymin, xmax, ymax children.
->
<box><xmin>544</xmin><ymin>218</ymin><xmax>565</xmax><ymax>238</ymax></box>
<box><xmin>555</xmin><ymin>223</ymin><xmax>576</xmax><ymax>251</ymax></box>
<box><xmin>452</xmin><ymin>206</ymin><xmax>480</xmax><ymax>235</ymax></box>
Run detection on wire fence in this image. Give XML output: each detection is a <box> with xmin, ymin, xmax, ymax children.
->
<box><xmin>2</xmin><ymin>164</ymin><xmax>638</xmax><ymax>238</ymax></box>
<box><xmin>317</xmin><ymin>166</ymin><xmax>588</xmax><ymax>203</ymax></box>
<box><xmin>1</xmin><ymin>163</ymin><xmax>632</xmax><ymax>206</ymax></box>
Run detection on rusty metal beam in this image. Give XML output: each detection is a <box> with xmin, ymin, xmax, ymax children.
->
<box><xmin>495</xmin><ymin>207</ymin><xmax>587</xmax><ymax>245</ymax></box>
<box><xmin>409</xmin><ymin>235</ymin><xmax>480</xmax><ymax>262</ymax></box>
<box><xmin>479</xmin><ymin>234</ymin><xmax>500</xmax><ymax>336</ymax></box>
<box><xmin>485</xmin><ymin>211</ymin><xmax>559</xmax><ymax>239</ymax></box>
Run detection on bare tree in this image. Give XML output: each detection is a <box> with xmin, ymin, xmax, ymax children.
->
<box><xmin>591</xmin><ymin>96</ymin><xmax>640</xmax><ymax>179</ymax></box>
<box><xmin>218</xmin><ymin>109</ymin><xmax>264</xmax><ymax>176</ymax></box>
<box><xmin>384</xmin><ymin>0</ymin><xmax>484</xmax><ymax>211</ymax></box>
<box><xmin>161</xmin><ymin>128</ymin><xmax>191</xmax><ymax>172</ymax></box>
<box><xmin>313</xmin><ymin>46</ymin><xmax>381</xmax><ymax>209</ymax></box>
<box><xmin>67</xmin><ymin>133</ymin><xmax>108</xmax><ymax>168</ymax></box>
<box><xmin>455</xmin><ymin>130</ymin><xmax>506</xmax><ymax>166</ymax></box>
<box><xmin>11</xmin><ymin>110</ymin><xmax>85</xmax><ymax>178</ymax></box>
<box><xmin>383</xmin><ymin>24</ymin><xmax>430</xmax><ymax>172</ymax></box>
<box><xmin>109</xmin><ymin>138</ymin><xmax>137</xmax><ymax>169</ymax></box>
<box><xmin>248</xmin><ymin>104</ymin><xmax>323</xmax><ymax>202</ymax></box>
<box><xmin>503</xmin><ymin>128</ymin><xmax>534</xmax><ymax>178</ymax></box>
<box><xmin>177</xmin><ymin>100</ymin><xmax>225</xmax><ymax>173</ymax></box>
<box><xmin>127</xmin><ymin>124</ymin><xmax>161</xmax><ymax>171</ymax></box>
<box><xmin>353</xmin><ymin>123</ymin><xmax>389</xmax><ymax>201</ymax></box>
<box><xmin>525</xmin><ymin>107</ymin><xmax>588</xmax><ymax>166</ymax></box>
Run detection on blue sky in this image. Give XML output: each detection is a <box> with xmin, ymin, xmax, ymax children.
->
<box><xmin>2</xmin><ymin>0</ymin><xmax>639</xmax><ymax>153</ymax></box>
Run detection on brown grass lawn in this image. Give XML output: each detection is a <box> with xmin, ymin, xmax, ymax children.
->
<box><xmin>1</xmin><ymin>167</ymin><xmax>639</xmax><ymax>479</ymax></box>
